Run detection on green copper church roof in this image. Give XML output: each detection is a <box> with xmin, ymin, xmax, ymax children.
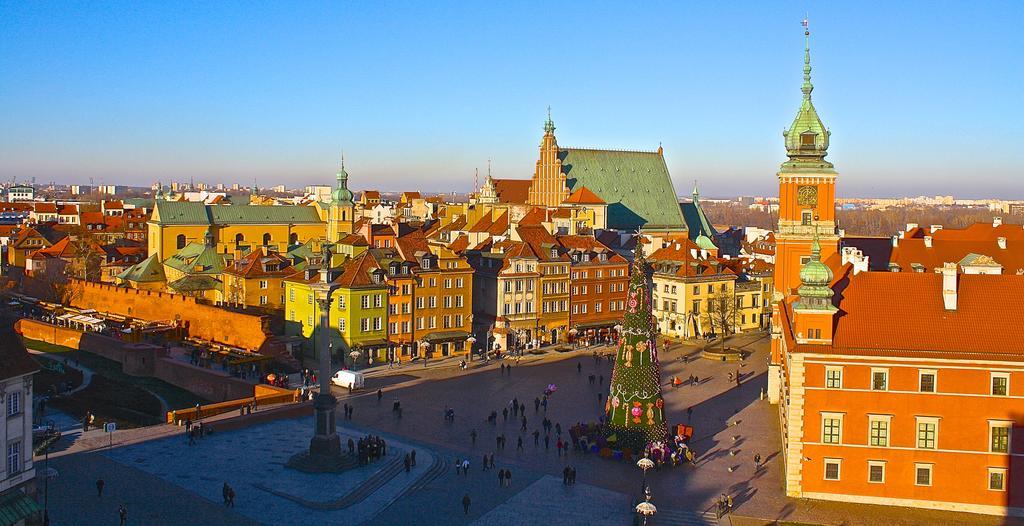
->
<box><xmin>153</xmin><ymin>201</ymin><xmax>322</xmax><ymax>225</ymax></box>
<box><xmin>117</xmin><ymin>253</ymin><xmax>165</xmax><ymax>283</ymax></box>
<box><xmin>164</xmin><ymin>242</ymin><xmax>225</xmax><ymax>275</ymax></box>
<box><xmin>781</xmin><ymin>29</ymin><xmax>835</xmax><ymax>174</ymax></box>
<box><xmin>559</xmin><ymin>148</ymin><xmax>685</xmax><ymax>231</ymax></box>
<box><xmin>680</xmin><ymin>186</ymin><xmax>719</xmax><ymax>247</ymax></box>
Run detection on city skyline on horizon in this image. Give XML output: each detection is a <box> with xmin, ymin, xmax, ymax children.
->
<box><xmin>2</xmin><ymin>3</ymin><xmax>1021</xmax><ymax>199</ymax></box>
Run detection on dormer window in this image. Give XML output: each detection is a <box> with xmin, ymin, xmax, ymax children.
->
<box><xmin>550</xmin><ymin>247</ymin><xmax>558</xmax><ymax>259</ymax></box>
<box><xmin>421</xmin><ymin>258</ymin><xmax>431</xmax><ymax>270</ymax></box>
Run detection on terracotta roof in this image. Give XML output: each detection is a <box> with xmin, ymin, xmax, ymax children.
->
<box><xmin>224</xmin><ymin>249</ymin><xmax>296</xmax><ymax>278</ymax></box>
<box><xmin>518</xmin><ymin>207</ymin><xmax>549</xmax><ymax>226</ymax></box>
<box><xmin>57</xmin><ymin>204</ymin><xmax>78</xmax><ymax>215</ymax></box>
<box><xmin>492</xmin><ymin>179</ymin><xmax>532</xmax><ymax>204</ymax></box>
<box><xmin>888</xmin><ymin>227</ymin><xmax>1024</xmax><ymax>274</ymax></box>
<box><xmin>360</xmin><ymin>191</ymin><xmax>381</xmax><ymax>200</ymax></box>
<box><xmin>648</xmin><ymin>239</ymin><xmax>737</xmax><ymax>278</ymax></box>
<box><xmin>825</xmin><ymin>272</ymin><xmax>1024</xmax><ymax>357</ymax></box>
<box><xmin>34</xmin><ymin>202</ymin><xmax>58</xmax><ymax>214</ymax></box>
<box><xmin>516</xmin><ymin>225</ymin><xmax>566</xmax><ymax>262</ymax></box>
<box><xmin>103</xmin><ymin>200</ymin><xmax>124</xmax><ymax>209</ymax></box>
<box><xmin>395</xmin><ymin>231</ymin><xmax>431</xmax><ymax>262</ymax></box>
<box><xmin>562</xmin><ymin>185</ymin><xmax>606</xmax><ymax>205</ymax></box>
<box><xmin>558</xmin><ymin>235</ymin><xmax>626</xmax><ymax>263</ymax></box>
<box><xmin>333</xmin><ymin>251</ymin><xmax>385</xmax><ymax>288</ymax></box>
<box><xmin>447</xmin><ymin>233</ymin><xmax>469</xmax><ymax>253</ymax></box>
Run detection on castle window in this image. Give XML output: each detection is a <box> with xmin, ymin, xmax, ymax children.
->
<box><xmin>235</xmin><ymin>233</ymin><xmax>245</xmax><ymax>244</ymax></box>
<box><xmin>801</xmin><ymin>210</ymin><xmax>813</xmax><ymax>226</ymax></box>
<box><xmin>263</xmin><ymin>233</ymin><xmax>272</xmax><ymax>246</ymax></box>
<box><xmin>176</xmin><ymin>234</ymin><xmax>186</xmax><ymax>249</ymax></box>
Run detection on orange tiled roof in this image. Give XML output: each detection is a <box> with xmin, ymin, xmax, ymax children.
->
<box><xmin>34</xmin><ymin>203</ymin><xmax>58</xmax><ymax>214</ymax></box>
<box><xmin>823</xmin><ymin>271</ymin><xmax>1024</xmax><ymax>358</ymax></box>
<box><xmin>888</xmin><ymin>223</ymin><xmax>1024</xmax><ymax>274</ymax></box>
<box><xmin>563</xmin><ymin>186</ymin><xmax>605</xmax><ymax>205</ymax></box>
<box><xmin>516</xmin><ymin>225</ymin><xmax>566</xmax><ymax>262</ymax></box>
<box><xmin>224</xmin><ymin>249</ymin><xmax>296</xmax><ymax>278</ymax></box>
<box><xmin>333</xmin><ymin>251</ymin><xmax>384</xmax><ymax>288</ymax></box>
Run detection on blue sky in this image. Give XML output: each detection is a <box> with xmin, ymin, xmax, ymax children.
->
<box><xmin>1</xmin><ymin>2</ymin><xmax>1021</xmax><ymax>198</ymax></box>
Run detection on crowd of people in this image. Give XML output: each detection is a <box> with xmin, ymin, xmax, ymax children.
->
<box><xmin>348</xmin><ymin>434</ymin><xmax>387</xmax><ymax>466</ymax></box>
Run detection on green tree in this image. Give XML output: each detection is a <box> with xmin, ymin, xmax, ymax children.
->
<box><xmin>605</xmin><ymin>243</ymin><xmax>668</xmax><ymax>451</ymax></box>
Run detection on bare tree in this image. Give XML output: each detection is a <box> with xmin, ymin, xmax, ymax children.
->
<box><xmin>703</xmin><ymin>291</ymin><xmax>737</xmax><ymax>350</ymax></box>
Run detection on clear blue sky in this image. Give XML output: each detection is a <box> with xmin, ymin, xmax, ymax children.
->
<box><xmin>1</xmin><ymin>2</ymin><xmax>1021</xmax><ymax>198</ymax></box>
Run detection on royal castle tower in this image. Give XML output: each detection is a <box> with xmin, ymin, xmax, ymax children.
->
<box><xmin>773</xmin><ymin>24</ymin><xmax>839</xmax><ymax>300</ymax></box>
<box><xmin>527</xmin><ymin>109</ymin><xmax>570</xmax><ymax>207</ymax></box>
<box><xmin>769</xmin><ymin>22</ymin><xmax>838</xmax><ymax>405</ymax></box>
<box><xmin>327</xmin><ymin>158</ymin><xmax>355</xmax><ymax>244</ymax></box>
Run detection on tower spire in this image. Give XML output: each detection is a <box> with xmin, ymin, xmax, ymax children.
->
<box><xmin>802</xmin><ymin>17</ymin><xmax>813</xmax><ymax>100</ymax></box>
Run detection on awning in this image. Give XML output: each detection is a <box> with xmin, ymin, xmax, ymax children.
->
<box><xmin>423</xmin><ymin>331</ymin><xmax>471</xmax><ymax>343</ymax></box>
<box><xmin>574</xmin><ymin>321</ymin><xmax>619</xmax><ymax>330</ymax></box>
<box><xmin>0</xmin><ymin>491</ymin><xmax>41</xmax><ymax>526</ymax></box>
<box><xmin>354</xmin><ymin>339</ymin><xmax>390</xmax><ymax>348</ymax></box>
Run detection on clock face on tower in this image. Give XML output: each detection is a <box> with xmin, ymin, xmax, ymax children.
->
<box><xmin>797</xmin><ymin>185</ymin><xmax>818</xmax><ymax>206</ymax></box>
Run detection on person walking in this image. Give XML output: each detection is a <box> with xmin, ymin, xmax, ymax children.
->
<box><xmin>502</xmin><ymin>407</ymin><xmax>508</xmax><ymax>422</ymax></box>
<box><xmin>577</xmin><ymin>362</ymin><xmax>582</xmax><ymax>374</ymax></box>
<box><xmin>563</xmin><ymin>466</ymin><xmax>570</xmax><ymax>485</ymax></box>
<box><xmin>118</xmin><ymin>504</ymin><xmax>127</xmax><ymax>526</ymax></box>
<box><xmin>504</xmin><ymin>468</ymin><xmax>512</xmax><ymax>487</ymax></box>
<box><xmin>498</xmin><ymin>469</ymin><xmax>506</xmax><ymax>487</ymax></box>
<box><xmin>222</xmin><ymin>482</ymin><xmax>230</xmax><ymax>505</ymax></box>
<box><xmin>521</xmin><ymin>416</ymin><xmax>527</xmax><ymax>432</ymax></box>
<box><xmin>377</xmin><ymin>388</ymin><xmax>383</xmax><ymax>402</ymax></box>
<box><xmin>556</xmin><ymin>438</ymin><xmax>563</xmax><ymax>456</ymax></box>
<box><xmin>96</xmin><ymin>478</ymin><xmax>105</xmax><ymax>498</ymax></box>
<box><xmin>517</xmin><ymin>436</ymin><xmax>524</xmax><ymax>451</ymax></box>
<box><xmin>754</xmin><ymin>453</ymin><xmax>762</xmax><ymax>470</ymax></box>
<box><xmin>570</xmin><ymin>466</ymin><xmax>577</xmax><ymax>485</ymax></box>
<box><xmin>489</xmin><ymin>452</ymin><xmax>495</xmax><ymax>469</ymax></box>
<box><xmin>533</xmin><ymin>429</ymin><xmax>540</xmax><ymax>446</ymax></box>
<box><xmin>411</xmin><ymin>449</ymin><xmax>417</xmax><ymax>466</ymax></box>
<box><xmin>227</xmin><ymin>486</ymin><xmax>235</xmax><ymax>508</ymax></box>
<box><xmin>462</xmin><ymin>493</ymin><xmax>471</xmax><ymax>515</ymax></box>
<box><xmin>482</xmin><ymin>453</ymin><xmax>489</xmax><ymax>471</ymax></box>
<box><xmin>544</xmin><ymin>434</ymin><xmax>550</xmax><ymax>450</ymax></box>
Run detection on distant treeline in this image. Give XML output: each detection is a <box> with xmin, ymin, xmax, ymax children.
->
<box><xmin>701</xmin><ymin>203</ymin><xmax>1023</xmax><ymax>237</ymax></box>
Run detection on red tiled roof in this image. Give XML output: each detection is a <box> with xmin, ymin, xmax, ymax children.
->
<box><xmin>563</xmin><ymin>186</ymin><xmax>605</xmax><ymax>205</ymax></box>
<box><xmin>333</xmin><ymin>251</ymin><xmax>384</xmax><ymax>288</ymax></box>
<box><xmin>492</xmin><ymin>179</ymin><xmax>531</xmax><ymax>204</ymax></box>
<box><xmin>395</xmin><ymin>231</ymin><xmax>431</xmax><ymax>262</ymax></box>
<box><xmin>889</xmin><ymin>223</ymin><xmax>1024</xmax><ymax>274</ymax></box>
<box><xmin>829</xmin><ymin>272</ymin><xmax>1024</xmax><ymax>357</ymax></box>
<box><xmin>34</xmin><ymin>202</ymin><xmax>58</xmax><ymax>214</ymax></box>
<box><xmin>516</xmin><ymin>225</ymin><xmax>566</xmax><ymax>262</ymax></box>
<box><xmin>224</xmin><ymin>249</ymin><xmax>296</xmax><ymax>278</ymax></box>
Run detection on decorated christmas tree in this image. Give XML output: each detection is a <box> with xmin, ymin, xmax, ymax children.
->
<box><xmin>605</xmin><ymin>241</ymin><xmax>668</xmax><ymax>451</ymax></box>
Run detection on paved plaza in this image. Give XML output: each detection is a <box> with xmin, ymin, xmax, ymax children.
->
<box><xmin>39</xmin><ymin>332</ymin><xmax>1022</xmax><ymax>525</ymax></box>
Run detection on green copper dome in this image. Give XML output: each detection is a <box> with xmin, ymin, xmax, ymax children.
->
<box><xmin>695</xmin><ymin>234</ymin><xmax>717</xmax><ymax>251</ymax></box>
<box><xmin>331</xmin><ymin>161</ymin><xmax>353</xmax><ymax>205</ymax></box>
<box><xmin>781</xmin><ymin>29</ymin><xmax>834</xmax><ymax>173</ymax></box>
<box><xmin>795</xmin><ymin>230</ymin><xmax>836</xmax><ymax>310</ymax></box>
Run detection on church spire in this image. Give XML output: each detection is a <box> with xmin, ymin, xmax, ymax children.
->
<box><xmin>544</xmin><ymin>106</ymin><xmax>555</xmax><ymax>134</ymax></box>
<box><xmin>331</xmin><ymin>152</ymin><xmax>353</xmax><ymax>205</ymax></box>
<box><xmin>781</xmin><ymin>18</ymin><xmax>833</xmax><ymax>171</ymax></box>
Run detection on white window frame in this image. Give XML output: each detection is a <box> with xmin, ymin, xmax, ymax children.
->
<box><xmin>988</xmin><ymin>420</ymin><xmax>1012</xmax><ymax>454</ymax></box>
<box><xmin>914</xmin><ymin>463</ymin><xmax>933</xmax><ymax>487</ymax></box>
<box><xmin>991</xmin><ymin>372</ymin><xmax>1010</xmax><ymax>396</ymax></box>
<box><xmin>821</xmin><ymin>412</ymin><xmax>844</xmax><ymax>445</ymax></box>
<box><xmin>6</xmin><ymin>390</ymin><xmax>21</xmax><ymax>416</ymax></box>
<box><xmin>868</xmin><ymin>414</ymin><xmax>892</xmax><ymax>448</ymax></box>
<box><xmin>871</xmin><ymin>368</ymin><xmax>889</xmax><ymax>391</ymax></box>
<box><xmin>916</xmin><ymin>416</ymin><xmax>940</xmax><ymax>450</ymax></box>
<box><xmin>823</xmin><ymin>458</ymin><xmax>842</xmax><ymax>481</ymax></box>
<box><xmin>825</xmin><ymin>366</ymin><xmax>843</xmax><ymax>389</ymax></box>
<box><xmin>867</xmin><ymin>460</ymin><xmax>886</xmax><ymax>484</ymax></box>
<box><xmin>918</xmin><ymin>369</ymin><xmax>937</xmax><ymax>393</ymax></box>
<box><xmin>988</xmin><ymin>468</ymin><xmax>1007</xmax><ymax>491</ymax></box>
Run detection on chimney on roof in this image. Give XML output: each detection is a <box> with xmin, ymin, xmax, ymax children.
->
<box><xmin>941</xmin><ymin>262</ymin><xmax>958</xmax><ymax>311</ymax></box>
<box><xmin>924</xmin><ymin>236</ymin><xmax>933</xmax><ymax>248</ymax></box>
<box><xmin>891</xmin><ymin>235</ymin><xmax>899</xmax><ymax>248</ymax></box>
<box><xmin>993</xmin><ymin>217</ymin><xmax>1003</xmax><ymax>227</ymax></box>
<box><xmin>998</xmin><ymin>237</ymin><xmax>1007</xmax><ymax>249</ymax></box>
<box><xmin>930</xmin><ymin>225</ymin><xmax>943</xmax><ymax>234</ymax></box>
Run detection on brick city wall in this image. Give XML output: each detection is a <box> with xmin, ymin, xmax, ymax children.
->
<box><xmin>68</xmin><ymin>280</ymin><xmax>270</xmax><ymax>351</ymax></box>
<box><xmin>16</xmin><ymin>318</ymin><xmax>255</xmax><ymax>403</ymax></box>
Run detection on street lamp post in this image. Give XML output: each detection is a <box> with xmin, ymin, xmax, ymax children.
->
<box><xmin>419</xmin><ymin>340</ymin><xmax>431</xmax><ymax>368</ymax></box>
<box><xmin>635</xmin><ymin>487</ymin><xmax>657</xmax><ymax>526</ymax></box>
<box><xmin>466</xmin><ymin>336</ymin><xmax>476</xmax><ymax>362</ymax></box>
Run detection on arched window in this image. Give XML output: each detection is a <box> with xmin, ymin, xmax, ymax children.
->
<box><xmin>176</xmin><ymin>234</ymin><xmax>186</xmax><ymax>250</ymax></box>
<box><xmin>235</xmin><ymin>233</ymin><xmax>245</xmax><ymax>244</ymax></box>
<box><xmin>289</xmin><ymin>233</ymin><xmax>298</xmax><ymax>245</ymax></box>
<box><xmin>262</xmin><ymin>233</ymin><xmax>272</xmax><ymax>246</ymax></box>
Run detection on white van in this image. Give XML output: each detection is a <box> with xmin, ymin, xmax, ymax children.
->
<box><xmin>331</xmin><ymin>370</ymin><xmax>365</xmax><ymax>390</ymax></box>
